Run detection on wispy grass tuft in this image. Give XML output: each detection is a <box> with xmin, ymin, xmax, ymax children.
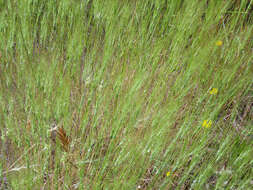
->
<box><xmin>0</xmin><ymin>0</ymin><xmax>252</xmax><ymax>189</ymax></box>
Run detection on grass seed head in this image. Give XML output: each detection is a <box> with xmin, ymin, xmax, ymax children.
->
<box><xmin>56</xmin><ymin>126</ymin><xmax>71</xmax><ymax>152</ymax></box>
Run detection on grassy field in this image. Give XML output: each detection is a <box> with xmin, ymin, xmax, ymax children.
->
<box><xmin>0</xmin><ymin>0</ymin><xmax>252</xmax><ymax>189</ymax></box>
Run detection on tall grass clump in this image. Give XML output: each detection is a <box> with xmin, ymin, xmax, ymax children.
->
<box><xmin>0</xmin><ymin>0</ymin><xmax>252</xmax><ymax>189</ymax></box>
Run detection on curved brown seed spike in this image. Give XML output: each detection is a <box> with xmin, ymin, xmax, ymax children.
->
<box><xmin>56</xmin><ymin>126</ymin><xmax>71</xmax><ymax>152</ymax></box>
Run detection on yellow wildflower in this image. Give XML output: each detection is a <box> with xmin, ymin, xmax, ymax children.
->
<box><xmin>216</xmin><ymin>40</ymin><xmax>223</xmax><ymax>46</ymax></box>
<box><xmin>210</xmin><ymin>88</ymin><xmax>218</xmax><ymax>95</ymax></box>
<box><xmin>202</xmin><ymin>120</ymin><xmax>212</xmax><ymax>128</ymax></box>
<box><xmin>166</xmin><ymin>171</ymin><xmax>171</xmax><ymax>177</ymax></box>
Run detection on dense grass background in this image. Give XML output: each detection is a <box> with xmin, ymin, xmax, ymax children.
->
<box><xmin>0</xmin><ymin>0</ymin><xmax>252</xmax><ymax>189</ymax></box>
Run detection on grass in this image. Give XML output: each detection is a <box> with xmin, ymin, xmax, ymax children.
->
<box><xmin>0</xmin><ymin>0</ymin><xmax>252</xmax><ymax>189</ymax></box>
